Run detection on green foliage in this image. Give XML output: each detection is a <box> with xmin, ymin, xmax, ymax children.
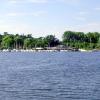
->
<box><xmin>0</xmin><ymin>33</ymin><xmax>60</xmax><ymax>49</ymax></box>
<box><xmin>0</xmin><ymin>31</ymin><xmax>100</xmax><ymax>50</ymax></box>
<box><xmin>63</xmin><ymin>31</ymin><xmax>100</xmax><ymax>49</ymax></box>
<box><xmin>45</xmin><ymin>35</ymin><xmax>60</xmax><ymax>47</ymax></box>
<box><xmin>2</xmin><ymin>34</ymin><xmax>14</xmax><ymax>49</ymax></box>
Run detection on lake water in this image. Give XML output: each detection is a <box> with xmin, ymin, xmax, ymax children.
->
<box><xmin>0</xmin><ymin>52</ymin><xmax>100</xmax><ymax>100</ymax></box>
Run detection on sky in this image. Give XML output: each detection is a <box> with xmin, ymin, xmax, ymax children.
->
<box><xmin>0</xmin><ymin>0</ymin><xmax>100</xmax><ymax>39</ymax></box>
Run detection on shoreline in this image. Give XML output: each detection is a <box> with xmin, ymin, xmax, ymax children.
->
<box><xmin>0</xmin><ymin>49</ymin><xmax>100</xmax><ymax>52</ymax></box>
<box><xmin>0</xmin><ymin>49</ymin><xmax>71</xmax><ymax>52</ymax></box>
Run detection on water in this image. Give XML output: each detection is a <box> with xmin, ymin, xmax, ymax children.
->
<box><xmin>0</xmin><ymin>52</ymin><xmax>100</xmax><ymax>100</ymax></box>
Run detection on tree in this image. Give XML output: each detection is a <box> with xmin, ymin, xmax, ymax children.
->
<box><xmin>45</xmin><ymin>35</ymin><xmax>60</xmax><ymax>47</ymax></box>
<box><xmin>2</xmin><ymin>35</ymin><xmax>14</xmax><ymax>49</ymax></box>
<box><xmin>0</xmin><ymin>34</ymin><xmax>2</xmax><ymax>48</ymax></box>
<box><xmin>24</xmin><ymin>38</ymin><xmax>33</xmax><ymax>49</ymax></box>
<box><xmin>97</xmin><ymin>37</ymin><xmax>100</xmax><ymax>48</ymax></box>
<box><xmin>14</xmin><ymin>35</ymin><xmax>24</xmax><ymax>49</ymax></box>
<box><xmin>63</xmin><ymin>31</ymin><xmax>77</xmax><ymax>46</ymax></box>
<box><xmin>62</xmin><ymin>31</ymin><xmax>100</xmax><ymax>49</ymax></box>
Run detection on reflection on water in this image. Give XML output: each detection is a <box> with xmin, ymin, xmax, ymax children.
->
<box><xmin>0</xmin><ymin>52</ymin><xmax>100</xmax><ymax>100</ymax></box>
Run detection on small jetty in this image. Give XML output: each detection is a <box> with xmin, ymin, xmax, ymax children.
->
<box><xmin>1</xmin><ymin>45</ymin><xmax>99</xmax><ymax>53</ymax></box>
<box><xmin>0</xmin><ymin>45</ymin><xmax>79</xmax><ymax>52</ymax></box>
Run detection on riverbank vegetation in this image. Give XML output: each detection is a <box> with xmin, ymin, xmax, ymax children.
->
<box><xmin>63</xmin><ymin>31</ymin><xmax>100</xmax><ymax>50</ymax></box>
<box><xmin>0</xmin><ymin>31</ymin><xmax>100</xmax><ymax>50</ymax></box>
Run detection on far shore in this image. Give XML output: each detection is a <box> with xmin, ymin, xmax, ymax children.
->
<box><xmin>0</xmin><ymin>48</ymin><xmax>100</xmax><ymax>53</ymax></box>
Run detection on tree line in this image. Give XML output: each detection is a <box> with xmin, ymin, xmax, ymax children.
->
<box><xmin>0</xmin><ymin>32</ymin><xmax>60</xmax><ymax>49</ymax></box>
<box><xmin>63</xmin><ymin>31</ymin><xmax>100</xmax><ymax>50</ymax></box>
<box><xmin>0</xmin><ymin>31</ymin><xmax>100</xmax><ymax>50</ymax></box>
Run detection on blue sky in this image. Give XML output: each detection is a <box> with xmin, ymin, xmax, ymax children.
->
<box><xmin>0</xmin><ymin>0</ymin><xmax>100</xmax><ymax>39</ymax></box>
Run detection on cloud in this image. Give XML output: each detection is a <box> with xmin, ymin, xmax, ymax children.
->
<box><xmin>7</xmin><ymin>13</ymin><xmax>18</xmax><ymax>16</ymax></box>
<box><xmin>9</xmin><ymin>0</ymin><xmax>19</xmax><ymax>4</ymax></box>
<box><xmin>79</xmin><ymin>11</ymin><xmax>88</xmax><ymax>15</ymax></box>
<box><xmin>75</xmin><ymin>11</ymin><xmax>88</xmax><ymax>21</ymax></box>
<box><xmin>9</xmin><ymin>0</ymin><xmax>48</xmax><ymax>4</ymax></box>
<box><xmin>29</xmin><ymin>0</ymin><xmax>48</xmax><ymax>3</ymax></box>
<box><xmin>81</xmin><ymin>23</ymin><xmax>100</xmax><ymax>32</ymax></box>
<box><xmin>68</xmin><ymin>22</ymin><xmax>100</xmax><ymax>32</ymax></box>
<box><xmin>7</xmin><ymin>11</ymin><xmax>47</xmax><ymax>17</ymax></box>
<box><xmin>56</xmin><ymin>0</ymin><xmax>80</xmax><ymax>5</ymax></box>
<box><xmin>57</xmin><ymin>0</ymin><xmax>79</xmax><ymax>2</ymax></box>
<box><xmin>0</xmin><ymin>23</ymin><xmax>35</xmax><ymax>35</ymax></box>
<box><xmin>7</xmin><ymin>12</ymin><xmax>27</xmax><ymax>17</ymax></box>
<box><xmin>95</xmin><ymin>7</ymin><xmax>100</xmax><ymax>11</ymax></box>
<box><xmin>9</xmin><ymin>0</ymin><xmax>80</xmax><ymax>4</ymax></box>
<box><xmin>32</xmin><ymin>11</ymin><xmax>47</xmax><ymax>16</ymax></box>
<box><xmin>75</xmin><ymin>17</ymin><xmax>86</xmax><ymax>21</ymax></box>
